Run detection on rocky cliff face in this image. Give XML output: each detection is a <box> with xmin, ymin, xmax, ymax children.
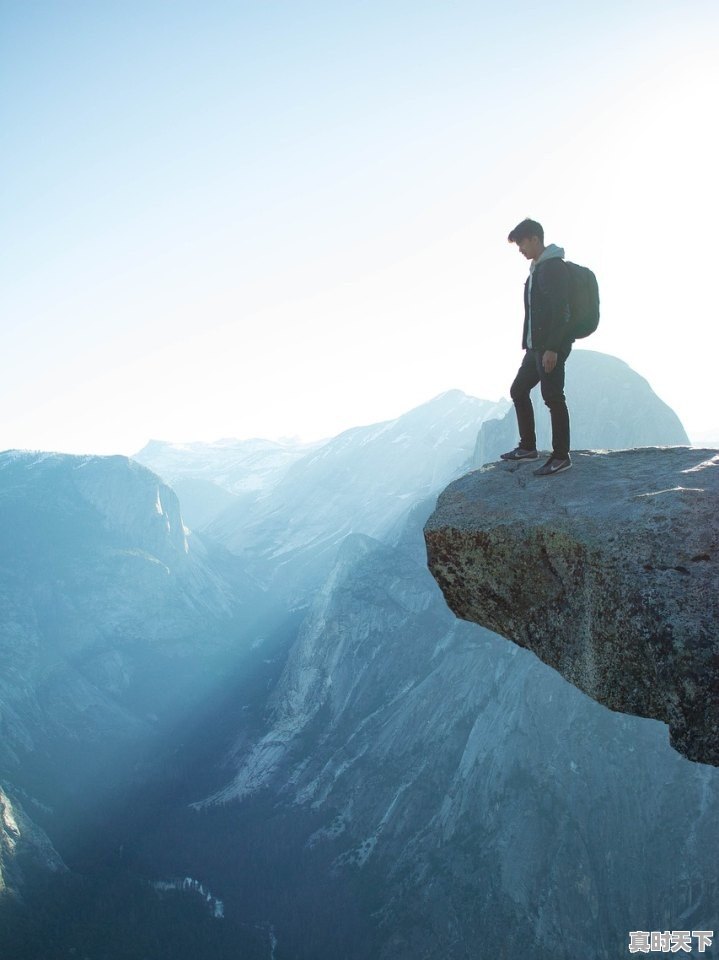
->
<box><xmin>0</xmin><ymin>787</ymin><xmax>65</xmax><ymax>897</ymax></box>
<box><xmin>193</xmin><ymin>500</ymin><xmax>719</xmax><ymax>960</ymax></box>
<box><xmin>0</xmin><ymin>451</ymin><xmax>260</xmax><ymax>807</ymax></box>
<box><xmin>0</xmin><ymin>452</ymin><xmax>285</xmax><ymax>959</ymax></box>
<box><xmin>424</xmin><ymin>447</ymin><xmax>719</xmax><ymax>766</ymax></box>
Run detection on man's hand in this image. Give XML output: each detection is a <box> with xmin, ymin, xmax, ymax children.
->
<box><xmin>542</xmin><ymin>350</ymin><xmax>557</xmax><ymax>373</ymax></box>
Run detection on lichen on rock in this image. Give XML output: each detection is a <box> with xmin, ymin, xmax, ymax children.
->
<box><xmin>424</xmin><ymin>448</ymin><xmax>719</xmax><ymax>766</ymax></box>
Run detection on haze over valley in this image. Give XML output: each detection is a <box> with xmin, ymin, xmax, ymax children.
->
<box><xmin>1</xmin><ymin>353</ymin><xmax>716</xmax><ymax>958</ymax></box>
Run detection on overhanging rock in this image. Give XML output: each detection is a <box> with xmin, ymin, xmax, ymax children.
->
<box><xmin>423</xmin><ymin>448</ymin><xmax>719</xmax><ymax>766</ymax></box>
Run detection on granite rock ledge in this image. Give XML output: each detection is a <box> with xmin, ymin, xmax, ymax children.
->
<box><xmin>423</xmin><ymin>447</ymin><xmax>719</xmax><ymax>766</ymax></box>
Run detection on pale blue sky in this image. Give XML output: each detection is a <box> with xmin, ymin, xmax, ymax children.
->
<box><xmin>2</xmin><ymin>0</ymin><xmax>718</xmax><ymax>453</ymax></box>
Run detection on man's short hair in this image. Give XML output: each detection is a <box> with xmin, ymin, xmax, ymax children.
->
<box><xmin>508</xmin><ymin>218</ymin><xmax>544</xmax><ymax>244</ymax></box>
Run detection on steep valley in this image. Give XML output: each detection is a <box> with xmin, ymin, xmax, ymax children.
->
<box><xmin>1</xmin><ymin>363</ymin><xmax>717</xmax><ymax>959</ymax></box>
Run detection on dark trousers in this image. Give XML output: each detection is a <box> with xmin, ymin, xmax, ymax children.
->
<box><xmin>510</xmin><ymin>347</ymin><xmax>571</xmax><ymax>459</ymax></box>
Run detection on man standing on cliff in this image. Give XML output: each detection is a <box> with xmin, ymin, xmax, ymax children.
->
<box><xmin>502</xmin><ymin>218</ymin><xmax>573</xmax><ymax>476</ymax></box>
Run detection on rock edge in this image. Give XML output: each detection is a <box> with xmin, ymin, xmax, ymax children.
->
<box><xmin>424</xmin><ymin>447</ymin><xmax>719</xmax><ymax>766</ymax></box>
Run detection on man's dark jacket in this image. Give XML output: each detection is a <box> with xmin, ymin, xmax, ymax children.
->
<box><xmin>522</xmin><ymin>249</ymin><xmax>572</xmax><ymax>353</ymax></box>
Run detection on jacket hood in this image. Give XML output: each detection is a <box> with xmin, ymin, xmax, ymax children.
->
<box><xmin>529</xmin><ymin>243</ymin><xmax>565</xmax><ymax>273</ymax></box>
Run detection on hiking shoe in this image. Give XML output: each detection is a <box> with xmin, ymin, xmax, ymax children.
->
<box><xmin>500</xmin><ymin>447</ymin><xmax>539</xmax><ymax>461</ymax></box>
<box><xmin>533</xmin><ymin>456</ymin><xmax>572</xmax><ymax>477</ymax></box>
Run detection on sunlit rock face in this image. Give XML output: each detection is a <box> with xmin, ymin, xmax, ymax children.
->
<box><xmin>424</xmin><ymin>448</ymin><xmax>719</xmax><ymax>765</ymax></box>
<box><xmin>474</xmin><ymin>351</ymin><xmax>689</xmax><ymax>466</ymax></box>
<box><xmin>0</xmin><ymin>786</ymin><xmax>65</xmax><ymax>896</ymax></box>
<box><xmin>0</xmin><ymin>452</ymin><xmax>256</xmax><ymax>783</ymax></box>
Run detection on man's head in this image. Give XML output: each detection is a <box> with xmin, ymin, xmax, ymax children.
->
<box><xmin>508</xmin><ymin>218</ymin><xmax>544</xmax><ymax>261</ymax></box>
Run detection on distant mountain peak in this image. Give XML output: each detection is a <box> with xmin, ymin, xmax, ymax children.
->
<box><xmin>0</xmin><ymin>450</ymin><xmax>189</xmax><ymax>560</ymax></box>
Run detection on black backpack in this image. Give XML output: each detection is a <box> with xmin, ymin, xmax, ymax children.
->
<box><xmin>565</xmin><ymin>262</ymin><xmax>599</xmax><ymax>339</ymax></box>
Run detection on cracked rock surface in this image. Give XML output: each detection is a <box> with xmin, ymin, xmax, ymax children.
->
<box><xmin>424</xmin><ymin>447</ymin><xmax>719</xmax><ymax>766</ymax></box>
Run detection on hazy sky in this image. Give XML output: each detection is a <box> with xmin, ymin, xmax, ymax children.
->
<box><xmin>3</xmin><ymin>0</ymin><xmax>718</xmax><ymax>454</ymax></box>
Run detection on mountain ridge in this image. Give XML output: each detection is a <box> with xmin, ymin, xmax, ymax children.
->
<box><xmin>2</xmin><ymin>357</ymin><xmax>716</xmax><ymax>959</ymax></box>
